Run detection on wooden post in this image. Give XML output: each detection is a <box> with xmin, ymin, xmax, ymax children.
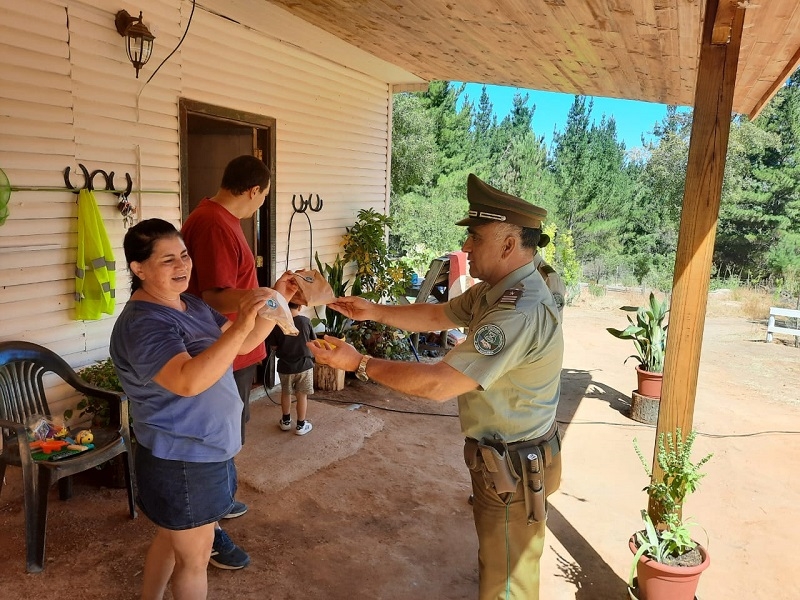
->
<box><xmin>650</xmin><ymin>0</ymin><xmax>745</xmax><ymax>520</ymax></box>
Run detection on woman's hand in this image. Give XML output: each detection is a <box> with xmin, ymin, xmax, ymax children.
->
<box><xmin>230</xmin><ymin>288</ymin><xmax>273</xmax><ymax>334</ymax></box>
<box><xmin>273</xmin><ymin>270</ymin><xmax>299</xmax><ymax>302</ymax></box>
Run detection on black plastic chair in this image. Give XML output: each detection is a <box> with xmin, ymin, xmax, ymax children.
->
<box><xmin>0</xmin><ymin>341</ymin><xmax>136</xmax><ymax>573</ymax></box>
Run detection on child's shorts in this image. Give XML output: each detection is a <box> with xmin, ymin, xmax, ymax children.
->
<box><xmin>135</xmin><ymin>443</ymin><xmax>238</xmax><ymax>530</ymax></box>
<box><xmin>278</xmin><ymin>368</ymin><xmax>314</xmax><ymax>395</ymax></box>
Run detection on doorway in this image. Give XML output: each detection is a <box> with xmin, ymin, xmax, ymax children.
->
<box><xmin>179</xmin><ymin>98</ymin><xmax>278</xmax><ymax>386</ymax></box>
<box><xmin>178</xmin><ymin>98</ymin><xmax>277</xmax><ymax>288</ymax></box>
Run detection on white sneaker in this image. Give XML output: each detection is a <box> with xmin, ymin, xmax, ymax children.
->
<box><xmin>279</xmin><ymin>418</ymin><xmax>292</xmax><ymax>431</ymax></box>
<box><xmin>295</xmin><ymin>421</ymin><xmax>313</xmax><ymax>436</ymax></box>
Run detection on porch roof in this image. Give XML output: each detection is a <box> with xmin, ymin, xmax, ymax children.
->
<box><xmin>212</xmin><ymin>0</ymin><xmax>800</xmax><ymax>118</ymax></box>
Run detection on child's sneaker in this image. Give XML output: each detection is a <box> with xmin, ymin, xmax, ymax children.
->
<box><xmin>295</xmin><ymin>421</ymin><xmax>313</xmax><ymax>436</ymax></box>
<box><xmin>279</xmin><ymin>418</ymin><xmax>292</xmax><ymax>431</ymax></box>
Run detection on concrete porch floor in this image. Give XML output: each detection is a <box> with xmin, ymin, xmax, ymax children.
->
<box><xmin>0</xmin><ymin>303</ymin><xmax>798</xmax><ymax>598</ymax></box>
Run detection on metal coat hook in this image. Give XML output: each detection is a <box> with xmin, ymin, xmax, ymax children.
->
<box><xmin>287</xmin><ymin>194</ymin><xmax>324</xmax><ymax>270</ymax></box>
<box><xmin>291</xmin><ymin>193</ymin><xmax>323</xmax><ymax>213</ymax></box>
<box><xmin>64</xmin><ymin>164</ymin><xmax>134</xmax><ymax>197</ymax></box>
<box><xmin>64</xmin><ymin>164</ymin><xmax>90</xmax><ymax>193</ymax></box>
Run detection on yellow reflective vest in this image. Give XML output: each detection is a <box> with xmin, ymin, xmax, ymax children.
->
<box><xmin>75</xmin><ymin>189</ymin><xmax>115</xmax><ymax>320</ymax></box>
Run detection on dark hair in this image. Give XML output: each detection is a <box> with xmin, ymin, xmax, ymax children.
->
<box><xmin>288</xmin><ymin>302</ymin><xmax>301</xmax><ymax>310</ymax></box>
<box><xmin>123</xmin><ymin>218</ymin><xmax>181</xmax><ymax>292</ymax></box>
<box><xmin>220</xmin><ymin>155</ymin><xmax>271</xmax><ymax>196</ymax></box>
<box><xmin>519</xmin><ymin>227</ymin><xmax>542</xmax><ymax>250</ymax></box>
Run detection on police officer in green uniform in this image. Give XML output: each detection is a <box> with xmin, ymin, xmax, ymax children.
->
<box><xmin>308</xmin><ymin>173</ymin><xmax>564</xmax><ymax>600</ymax></box>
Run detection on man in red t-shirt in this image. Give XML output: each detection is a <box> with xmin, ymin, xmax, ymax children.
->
<box><xmin>182</xmin><ymin>155</ymin><xmax>293</xmax><ymax>570</ymax></box>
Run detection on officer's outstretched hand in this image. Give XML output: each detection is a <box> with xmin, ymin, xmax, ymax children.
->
<box><xmin>307</xmin><ymin>335</ymin><xmax>362</xmax><ymax>372</ymax></box>
<box><xmin>327</xmin><ymin>296</ymin><xmax>375</xmax><ymax>322</ymax></box>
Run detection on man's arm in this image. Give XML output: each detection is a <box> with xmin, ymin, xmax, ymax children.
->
<box><xmin>202</xmin><ymin>288</ymin><xmax>249</xmax><ymax>314</ymax></box>
<box><xmin>202</xmin><ymin>271</ymin><xmax>298</xmax><ymax>316</ymax></box>
<box><xmin>308</xmin><ymin>335</ymin><xmax>478</xmax><ymax>402</ymax></box>
<box><xmin>329</xmin><ymin>296</ymin><xmax>457</xmax><ymax>332</ymax></box>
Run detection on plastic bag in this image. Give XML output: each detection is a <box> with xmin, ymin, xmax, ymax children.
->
<box><xmin>257</xmin><ymin>288</ymin><xmax>299</xmax><ymax>335</ymax></box>
<box><xmin>26</xmin><ymin>414</ymin><xmax>67</xmax><ymax>441</ymax></box>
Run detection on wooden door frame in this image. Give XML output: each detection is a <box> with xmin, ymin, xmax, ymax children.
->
<box><xmin>178</xmin><ymin>98</ymin><xmax>277</xmax><ymax>287</ymax></box>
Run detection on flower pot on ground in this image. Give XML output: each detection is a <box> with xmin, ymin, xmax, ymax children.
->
<box><xmin>629</xmin><ymin>534</ymin><xmax>710</xmax><ymax>600</ymax></box>
<box><xmin>607</xmin><ymin>292</ymin><xmax>669</xmax><ymax>422</ymax></box>
<box><xmin>635</xmin><ymin>365</ymin><xmax>663</xmax><ymax>399</ymax></box>
<box><xmin>629</xmin><ymin>428</ymin><xmax>713</xmax><ymax>600</ymax></box>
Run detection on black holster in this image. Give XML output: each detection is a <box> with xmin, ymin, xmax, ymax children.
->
<box><xmin>517</xmin><ymin>445</ymin><xmax>546</xmax><ymax>524</ymax></box>
<box><xmin>465</xmin><ymin>422</ymin><xmax>561</xmax><ymax>525</ymax></box>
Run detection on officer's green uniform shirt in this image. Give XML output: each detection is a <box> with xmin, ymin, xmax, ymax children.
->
<box><xmin>443</xmin><ymin>262</ymin><xmax>563</xmax><ymax>443</ymax></box>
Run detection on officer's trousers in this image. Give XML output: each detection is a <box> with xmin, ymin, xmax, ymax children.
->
<box><xmin>468</xmin><ymin>451</ymin><xmax>562</xmax><ymax>600</ymax></box>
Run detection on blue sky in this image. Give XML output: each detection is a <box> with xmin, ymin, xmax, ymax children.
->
<box><xmin>456</xmin><ymin>82</ymin><xmax>673</xmax><ymax>151</ymax></box>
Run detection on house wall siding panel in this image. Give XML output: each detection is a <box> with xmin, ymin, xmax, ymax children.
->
<box><xmin>0</xmin><ymin>0</ymin><xmax>391</xmax><ymax>419</ymax></box>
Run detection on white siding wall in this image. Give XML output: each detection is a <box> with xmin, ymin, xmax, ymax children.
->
<box><xmin>0</xmin><ymin>0</ymin><xmax>391</xmax><ymax>416</ymax></box>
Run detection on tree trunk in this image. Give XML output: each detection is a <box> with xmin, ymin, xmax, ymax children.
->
<box><xmin>314</xmin><ymin>363</ymin><xmax>345</xmax><ymax>391</ymax></box>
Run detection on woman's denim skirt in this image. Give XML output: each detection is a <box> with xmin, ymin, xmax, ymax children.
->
<box><xmin>135</xmin><ymin>443</ymin><xmax>237</xmax><ymax>530</ymax></box>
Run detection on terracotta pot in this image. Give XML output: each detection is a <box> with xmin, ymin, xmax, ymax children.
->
<box><xmin>629</xmin><ymin>537</ymin><xmax>710</xmax><ymax>600</ymax></box>
<box><xmin>635</xmin><ymin>365</ymin><xmax>663</xmax><ymax>399</ymax></box>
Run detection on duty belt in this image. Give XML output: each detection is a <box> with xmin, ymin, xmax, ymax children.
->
<box><xmin>466</xmin><ymin>421</ymin><xmax>561</xmax><ymax>524</ymax></box>
<box><xmin>480</xmin><ymin>420</ymin><xmax>561</xmax><ymax>473</ymax></box>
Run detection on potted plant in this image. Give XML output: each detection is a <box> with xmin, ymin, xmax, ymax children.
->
<box><xmin>309</xmin><ymin>252</ymin><xmax>355</xmax><ymax>391</ymax></box>
<box><xmin>629</xmin><ymin>428</ymin><xmax>712</xmax><ymax>600</ymax></box>
<box><xmin>341</xmin><ymin>208</ymin><xmax>413</xmax><ymax>304</ymax></box>
<box><xmin>311</xmin><ymin>251</ymin><xmax>353</xmax><ymax>338</ymax></box>
<box><xmin>65</xmin><ymin>358</ymin><xmax>123</xmax><ymax>427</ymax></box>
<box><xmin>607</xmin><ymin>292</ymin><xmax>669</xmax><ymax>401</ymax></box>
<box><xmin>347</xmin><ymin>320</ymin><xmax>413</xmax><ymax>361</ymax></box>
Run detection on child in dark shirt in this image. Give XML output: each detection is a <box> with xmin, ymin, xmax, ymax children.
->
<box><xmin>267</xmin><ymin>303</ymin><xmax>316</xmax><ymax>435</ymax></box>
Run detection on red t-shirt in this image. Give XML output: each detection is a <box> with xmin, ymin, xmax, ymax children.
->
<box><xmin>181</xmin><ymin>198</ymin><xmax>266</xmax><ymax>371</ymax></box>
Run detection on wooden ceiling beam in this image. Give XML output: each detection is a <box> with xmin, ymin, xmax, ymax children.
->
<box><xmin>711</xmin><ymin>0</ymin><xmax>739</xmax><ymax>44</ymax></box>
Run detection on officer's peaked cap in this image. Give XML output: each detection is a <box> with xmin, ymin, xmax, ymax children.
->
<box><xmin>456</xmin><ymin>174</ymin><xmax>547</xmax><ymax>229</ymax></box>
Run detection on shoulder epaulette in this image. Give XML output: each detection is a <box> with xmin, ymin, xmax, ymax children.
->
<box><xmin>499</xmin><ymin>287</ymin><xmax>523</xmax><ymax>308</ymax></box>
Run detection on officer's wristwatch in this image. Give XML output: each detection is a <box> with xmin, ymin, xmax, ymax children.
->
<box><xmin>355</xmin><ymin>354</ymin><xmax>371</xmax><ymax>382</ymax></box>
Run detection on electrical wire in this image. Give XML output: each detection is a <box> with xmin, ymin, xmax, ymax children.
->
<box><xmin>302</xmin><ymin>394</ymin><xmax>800</xmax><ymax>439</ymax></box>
<box><xmin>139</xmin><ymin>0</ymin><xmax>196</xmax><ymax>94</ymax></box>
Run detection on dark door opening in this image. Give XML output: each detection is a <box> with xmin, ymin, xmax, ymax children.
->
<box><xmin>179</xmin><ymin>99</ymin><xmax>278</xmax><ymax>386</ymax></box>
<box><xmin>178</xmin><ymin>98</ymin><xmax>277</xmax><ymax>288</ymax></box>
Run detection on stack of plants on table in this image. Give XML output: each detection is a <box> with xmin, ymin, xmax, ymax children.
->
<box><xmin>629</xmin><ymin>427</ymin><xmax>712</xmax><ymax>600</ymax></box>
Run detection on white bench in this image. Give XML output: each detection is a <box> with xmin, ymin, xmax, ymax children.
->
<box><xmin>766</xmin><ymin>307</ymin><xmax>800</xmax><ymax>342</ymax></box>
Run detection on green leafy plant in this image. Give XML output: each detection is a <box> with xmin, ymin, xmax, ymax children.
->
<box><xmin>607</xmin><ymin>292</ymin><xmax>669</xmax><ymax>373</ymax></box>
<box><xmin>312</xmin><ymin>251</ymin><xmax>352</xmax><ymax>337</ymax></box>
<box><xmin>347</xmin><ymin>320</ymin><xmax>413</xmax><ymax>360</ymax></box>
<box><xmin>64</xmin><ymin>358</ymin><xmax>122</xmax><ymax>426</ymax></box>
<box><xmin>629</xmin><ymin>428</ymin><xmax>712</xmax><ymax>585</ymax></box>
<box><xmin>341</xmin><ymin>208</ymin><xmax>413</xmax><ymax>303</ymax></box>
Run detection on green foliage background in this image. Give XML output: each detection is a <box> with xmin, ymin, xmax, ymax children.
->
<box><xmin>389</xmin><ymin>73</ymin><xmax>800</xmax><ymax>300</ymax></box>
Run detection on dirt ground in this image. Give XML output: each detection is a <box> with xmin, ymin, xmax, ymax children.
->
<box><xmin>1</xmin><ymin>290</ymin><xmax>799</xmax><ymax>599</ymax></box>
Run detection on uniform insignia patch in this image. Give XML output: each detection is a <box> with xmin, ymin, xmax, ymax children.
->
<box><xmin>473</xmin><ymin>324</ymin><xmax>505</xmax><ymax>355</ymax></box>
<box><xmin>499</xmin><ymin>288</ymin><xmax>522</xmax><ymax>307</ymax></box>
<box><xmin>552</xmin><ymin>292</ymin><xmax>565</xmax><ymax>310</ymax></box>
